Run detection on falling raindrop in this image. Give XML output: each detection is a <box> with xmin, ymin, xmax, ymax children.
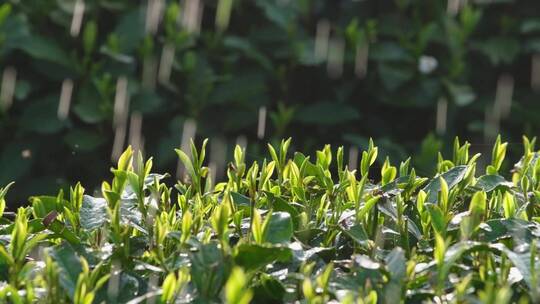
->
<box><xmin>355</xmin><ymin>43</ymin><xmax>369</xmax><ymax>78</ymax></box>
<box><xmin>327</xmin><ymin>37</ymin><xmax>345</xmax><ymax>78</ymax></box>
<box><xmin>210</xmin><ymin>137</ymin><xmax>227</xmax><ymax>183</ymax></box>
<box><xmin>215</xmin><ymin>0</ymin><xmax>233</xmax><ymax>32</ymax></box>
<box><xmin>111</xmin><ymin>125</ymin><xmax>127</xmax><ymax>162</ymax></box>
<box><xmin>57</xmin><ymin>79</ymin><xmax>74</xmax><ymax>120</ymax></box>
<box><xmin>436</xmin><ymin>97</ymin><xmax>448</xmax><ymax>135</ymax></box>
<box><xmin>129</xmin><ymin>112</ymin><xmax>144</xmax><ymax>157</ymax></box>
<box><xmin>494</xmin><ymin>74</ymin><xmax>514</xmax><ymax>119</ymax></box>
<box><xmin>348</xmin><ymin>146</ymin><xmax>359</xmax><ymax>171</ymax></box>
<box><xmin>484</xmin><ymin>105</ymin><xmax>499</xmax><ymax>142</ymax></box>
<box><xmin>532</xmin><ymin>54</ymin><xmax>540</xmax><ymax>91</ymax></box>
<box><xmin>257</xmin><ymin>106</ymin><xmax>267</xmax><ymax>139</ymax></box>
<box><xmin>142</xmin><ymin>56</ymin><xmax>158</xmax><ymax>90</ymax></box>
<box><xmin>145</xmin><ymin>0</ymin><xmax>164</xmax><ymax>34</ymax></box>
<box><xmin>158</xmin><ymin>43</ymin><xmax>175</xmax><ymax>84</ymax></box>
<box><xmin>0</xmin><ymin>67</ymin><xmax>17</xmax><ymax>112</ymax></box>
<box><xmin>182</xmin><ymin>0</ymin><xmax>203</xmax><ymax>34</ymax></box>
<box><xmin>446</xmin><ymin>0</ymin><xmax>461</xmax><ymax>16</ymax></box>
<box><xmin>111</xmin><ymin>77</ymin><xmax>130</xmax><ymax>161</ymax></box>
<box><xmin>314</xmin><ymin>19</ymin><xmax>330</xmax><ymax>63</ymax></box>
<box><xmin>113</xmin><ymin>77</ymin><xmax>129</xmax><ymax>128</ymax></box>
<box><xmin>196</xmin><ymin>2</ymin><xmax>204</xmax><ymax>34</ymax></box>
<box><xmin>70</xmin><ymin>0</ymin><xmax>85</xmax><ymax>37</ymax></box>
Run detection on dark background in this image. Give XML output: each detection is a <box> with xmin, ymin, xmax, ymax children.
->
<box><xmin>0</xmin><ymin>0</ymin><xmax>539</xmax><ymax>206</ymax></box>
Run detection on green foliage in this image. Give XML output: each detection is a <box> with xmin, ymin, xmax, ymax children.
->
<box><xmin>0</xmin><ymin>136</ymin><xmax>540</xmax><ymax>302</ymax></box>
<box><xmin>225</xmin><ymin>267</ymin><xmax>253</xmax><ymax>304</ymax></box>
<box><xmin>1</xmin><ymin>1</ymin><xmax>539</xmax><ymax>201</ymax></box>
<box><xmin>0</xmin><ymin>182</ymin><xmax>13</xmax><ymax>217</ymax></box>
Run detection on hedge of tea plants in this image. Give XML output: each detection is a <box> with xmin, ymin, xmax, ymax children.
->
<box><xmin>1</xmin><ymin>136</ymin><xmax>540</xmax><ymax>303</ymax></box>
<box><xmin>2</xmin><ymin>1</ymin><xmax>540</xmax><ymax>200</ymax></box>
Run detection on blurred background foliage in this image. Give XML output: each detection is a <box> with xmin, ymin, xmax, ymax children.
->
<box><xmin>0</xmin><ymin>0</ymin><xmax>539</xmax><ymax>203</ymax></box>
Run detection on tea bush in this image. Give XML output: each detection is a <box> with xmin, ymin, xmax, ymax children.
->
<box><xmin>1</xmin><ymin>1</ymin><xmax>540</xmax><ymax>200</ymax></box>
<box><xmin>1</xmin><ymin>136</ymin><xmax>540</xmax><ymax>303</ymax></box>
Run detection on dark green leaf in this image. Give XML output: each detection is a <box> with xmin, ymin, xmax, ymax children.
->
<box><xmin>80</xmin><ymin>195</ymin><xmax>108</xmax><ymax>231</ymax></box>
<box><xmin>19</xmin><ymin>97</ymin><xmax>66</xmax><ymax>134</ymax></box>
<box><xmin>191</xmin><ymin>242</ymin><xmax>229</xmax><ymax>299</ymax></box>
<box><xmin>341</xmin><ymin>224</ymin><xmax>370</xmax><ymax>247</ymax></box>
<box><xmin>474</xmin><ymin>175</ymin><xmax>513</xmax><ymax>192</ymax></box>
<box><xmin>378</xmin><ymin>198</ymin><xmax>423</xmax><ymax>239</ymax></box>
<box><xmin>498</xmin><ymin>246</ymin><xmax>535</xmax><ymax>290</ymax></box>
<box><xmin>64</xmin><ymin>129</ymin><xmax>106</xmax><ymax>152</ymax></box>
<box><xmin>49</xmin><ymin>243</ymin><xmax>83</xmax><ymax>299</ymax></box>
<box><xmin>473</xmin><ymin>37</ymin><xmax>520</xmax><ymax>65</ymax></box>
<box><xmin>120</xmin><ymin>199</ymin><xmax>146</xmax><ymax>234</ymax></box>
<box><xmin>370</xmin><ymin>42</ymin><xmax>412</xmax><ymax>62</ymax></box>
<box><xmin>422</xmin><ymin>165</ymin><xmax>468</xmax><ymax>203</ymax></box>
<box><xmin>234</xmin><ymin>243</ymin><xmax>292</xmax><ymax>271</ymax></box>
<box><xmin>384</xmin><ymin>247</ymin><xmax>406</xmax><ymax>301</ymax></box>
<box><xmin>266</xmin><ymin>193</ymin><xmax>300</xmax><ymax>225</ymax></box>
<box><xmin>378</xmin><ymin>62</ymin><xmax>415</xmax><ymax>91</ymax></box>
<box><xmin>265</xmin><ymin>212</ymin><xmax>293</xmax><ymax>244</ymax></box>
<box><xmin>296</xmin><ymin>102</ymin><xmax>360</xmax><ymax>125</ymax></box>
<box><xmin>253</xmin><ymin>273</ymin><xmax>286</xmax><ymax>301</ymax></box>
<box><xmin>481</xmin><ymin>218</ymin><xmax>540</xmax><ymax>244</ymax></box>
<box><xmin>13</xmin><ymin>35</ymin><xmax>74</xmax><ymax>68</ymax></box>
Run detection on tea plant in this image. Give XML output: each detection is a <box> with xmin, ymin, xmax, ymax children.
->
<box><xmin>2</xmin><ymin>0</ymin><xmax>540</xmax><ymax>202</ymax></box>
<box><xmin>1</xmin><ymin>135</ymin><xmax>540</xmax><ymax>303</ymax></box>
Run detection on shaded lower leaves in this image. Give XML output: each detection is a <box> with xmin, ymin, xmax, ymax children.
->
<box><xmin>48</xmin><ymin>243</ymin><xmax>83</xmax><ymax>299</ymax></box>
<box><xmin>191</xmin><ymin>242</ymin><xmax>230</xmax><ymax>300</ymax></box>
<box><xmin>384</xmin><ymin>247</ymin><xmax>406</xmax><ymax>301</ymax></box>
<box><xmin>234</xmin><ymin>243</ymin><xmax>292</xmax><ymax>271</ymax></box>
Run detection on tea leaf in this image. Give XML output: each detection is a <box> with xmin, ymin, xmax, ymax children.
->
<box><xmin>234</xmin><ymin>244</ymin><xmax>292</xmax><ymax>271</ymax></box>
<box><xmin>80</xmin><ymin>195</ymin><xmax>108</xmax><ymax>231</ymax></box>
<box><xmin>265</xmin><ymin>212</ymin><xmax>293</xmax><ymax>244</ymax></box>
